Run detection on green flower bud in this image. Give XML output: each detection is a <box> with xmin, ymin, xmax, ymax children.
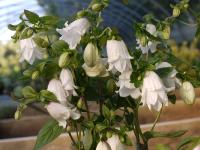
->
<box><xmin>91</xmin><ymin>3</ymin><xmax>104</xmax><ymax>12</ymax></box>
<box><xmin>184</xmin><ymin>4</ymin><xmax>189</xmax><ymax>9</ymax></box>
<box><xmin>162</xmin><ymin>26</ymin><xmax>171</xmax><ymax>40</ymax></box>
<box><xmin>32</xmin><ymin>71</ymin><xmax>40</xmax><ymax>80</ymax></box>
<box><xmin>106</xmin><ymin>131</ymin><xmax>113</xmax><ymax>139</ymax></box>
<box><xmin>173</xmin><ymin>7</ymin><xmax>180</xmax><ymax>17</ymax></box>
<box><xmin>16</xmin><ymin>24</ymin><xmax>24</xmax><ymax>32</ymax></box>
<box><xmin>14</xmin><ymin>110</ymin><xmax>21</xmax><ymax>120</ymax></box>
<box><xmin>84</xmin><ymin>43</ymin><xmax>99</xmax><ymax>67</ymax></box>
<box><xmin>77</xmin><ymin>10</ymin><xmax>87</xmax><ymax>18</ymax></box>
<box><xmin>139</xmin><ymin>36</ymin><xmax>148</xmax><ymax>46</ymax></box>
<box><xmin>77</xmin><ymin>98</ymin><xmax>86</xmax><ymax>109</ymax></box>
<box><xmin>106</xmin><ymin>79</ymin><xmax>116</xmax><ymax>94</ymax></box>
<box><xmin>27</xmin><ymin>28</ymin><xmax>34</xmax><ymax>37</ymax></box>
<box><xmin>180</xmin><ymin>81</ymin><xmax>195</xmax><ymax>105</ymax></box>
<box><xmin>22</xmin><ymin>86</ymin><xmax>37</xmax><ymax>99</ymax></box>
<box><xmin>58</xmin><ymin>52</ymin><xmax>70</xmax><ymax>68</ymax></box>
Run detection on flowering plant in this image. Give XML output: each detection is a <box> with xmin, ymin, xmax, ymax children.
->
<box><xmin>8</xmin><ymin>0</ymin><xmax>200</xmax><ymax>150</ymax></box>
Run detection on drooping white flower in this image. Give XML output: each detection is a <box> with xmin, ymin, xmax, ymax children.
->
<box><xmin>106</xmin><ymin>40</ymin><xmax>133</xmax><ymax>73</ymax></box>
<box><xmin>116</xmin><ymin>71</ymin><xmax>140</xmax><ymax>99</ymax></box>
<box><xmin>19</xmin><ymin>37</ymin><xmax>44</xmax><ymax>64</ymax></box>
<box><xmin>47</xmin><ymin>79</ymin><xmax>67</xmax><ymax>104</ymax></box>
<box><xmin>60</xmin><ymin>69</ymin><xmax>78</xmax><ymax>96</ymax></box>
<box><xmin>46</xmin><ymin>102</ymin><xmax>80</xmax><ymax>128</ymax></box>
<box><xmin>57</xmin><ymin>18</ymin><xmax>90</xmax><ymax>49</ymax></box>
<box><xmin>107</xmin><ymin>135</ymin><xmax>126</xmax><ymax>150</ymax></box>
<box><xmin>96</xmin><ymin>141</ymin><xmax>111</xmax><ymax>150</ymax></box>
<box><xmin>136</xmin><ymin>24</ymin><xmax>158</xmax><ymax>54</ymax></box>
<box><xmin>141</xmin><ymin>71</ymin><xmax>168</xmax><ymax>111</ymax></box>
<box><xmin>180</xmin><ymin>81</ymin><xmax>195</xmax><ymax>105</ymax></box>
<box><xmin>156</xmin><ymin>62</ymin><xmax>181</xmax><ymax>92</ymax></box>
<box><xmin>193</xmin><ymin>145</ymin><xmax>200</xmax><ymax>150</ymax></box>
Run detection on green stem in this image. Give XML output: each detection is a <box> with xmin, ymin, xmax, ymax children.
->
<box><xmin>151</xmin><ymin>106</ymin><xmax>163</xmax><ymax>131</ymax></box>
<box><xmin>68</xmin><ymin>131</ymin><xmax>77</xmax><ymax>147</ymax></box>
<box><xmin>82</xmin><ymin>97</ymin><xmax>90</xmax><ymax>119</ymax></box>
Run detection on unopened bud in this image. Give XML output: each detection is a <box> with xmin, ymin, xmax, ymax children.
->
<box><xmin>77</xmin><ymin>98</ymin><xmax>86</xmax><ymax>109</ymax></box>
<box><xmin>16</xmin><ymin>24</ymin><xmax>24</xmax><ymax>32</ymax></box>
<box><xmin>58</xmin><ymin>52</ymin><xmax>70</xmax><ymax>68</ymax></box>
<box><xmin>14</xmin><ymin>110</ymin><xmax>22</xmax><ymax>120</ymax></box>
<box><xmin>84</xmin><ymin>43</ymin><xmax>99</xmax><ymax>67</ymax></box>
<box><xmin>92</xmin><ymin>3</ymin><xmax>104</xmax><ymax>12</ymax></box>
<box><xmin>32</xmin><ymin>71</ymin><xmax>39</xmax><ymax>80</ymax></box>
<box><xmin>27</xmin><ymin>28</ymin><xmax>34</xmax><ymax>37</ymax></box>
<box><xmin>139</xmin><ymin>36</ymin><xmax>147</xmax><ymax>46</ymax></box>
<box><xmin>173</xmin><ymin>7</ymin><xmax>180</xmax><ymax>17</ymax></box>
<box><xmin>23</xmin><ymin>70</ymin><xmax>32</xmax><ymax>77</ymax></box>
<box><xmin>162</xmin><ymin>26</ymin><xmax>171</xmax><ymax>40</ymax></box>
<box><xmin>106</xmin><ymin>79</ymin><xmax>116</xmax><ymax>94</ymax></box>
<box><xmin>180</xmin><ymin>81</ymin><xmax>195</xmax><ymax>105</ymax></box>
<box><xmin>77</xmin><ymin>10</ymin><xmax>87</xmax><ymax>18</ymax></box>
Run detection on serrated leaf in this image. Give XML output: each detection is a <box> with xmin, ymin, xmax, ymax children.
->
<box><xmin>83</xmin><ymin>130</ymin><xmax>93</xmax><ymax>150</ymax></box>
<box><xmin>40</xmin><ymin>16</ymin><xmax>59</xmax><ymax>25</ymax></box>
<box><xmin>143</xmin><ymin>130</ymin><xmax>187</xmax><ymax>140</ymax></box>
<box><xmin>24</xmin><ymin>10</ymin><xmax>39</xmax><ymax>24</ymax></box>
<box><xmin>33</xmin><ymin>120</ymin><xmax>64</xmax><ymax>150</ymax></box>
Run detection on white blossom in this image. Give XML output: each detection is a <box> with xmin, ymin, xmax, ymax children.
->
<box><xmin>19</xmin><ymin>37</ymin><xmax>44</xmax><ymax>64</ymax></box>
<box><xmin>116</xmin><ymin>71</ymin><xmax>140</xmax><ymax>99</ymax></box>
<box><xmin>96</xmin><ymin>141</ymin><xmax>111</xmax><ymax>150</ymax></box>
<box><xmin>156</xmin><ymin>62</ymin><xmax>181</xmax><ymax>92</ymax></box>
<box><xmin>107</xmin><ymin>135</ymin><xmax>126</xmax><ymax>150</ymax></box>
<box><xmin>57</xmin><ymin>18</ymin><xmax>90</xmax><ymax>49</ymax></box>
<box><xmin>106</xmin><ymin>40</ymin><xmax>133</xmax><ymax>73</ymax></box>
<box><xmin>60</xmin><ymin>69</ymin><xmax>78</xmax><ymax>96</ymax></box>
<box><xmin>180</xmin><ymin>81</ymin><xmax>195</xmax><ymax>105</ymax></box>
<box><xmin>193</xmin><ymin>145</ymin><xmax>200</xmax><ymax>150</ymax></box>
<box><xmin>47</xmin><ymin>79</ymin><xmax>67</xmax><ymax>104</ymax></box>
<box><xmin>141</xmin><ymin>71</ymin><xmax>168</xmax><ymax>111</ymax></box>
<box><xmin>46</xmin><ymin>102</ymin><xmax>80</xmax><ymax>128</ymax></box>
<box><xmin>136</xmin><ymin>24</ymin><xmax>158</xmax><ymax>54</ymax></box>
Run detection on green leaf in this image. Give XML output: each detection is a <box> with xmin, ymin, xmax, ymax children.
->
<box><xmin>102</xmin><ymin>105</ymin><xmax>111</xmax><ymax>119</ymax></box>
<box><xmin>95</xmin><ymin>124</ymin><xmax>107</xmax><ymax>132</ymax></box>
<box><xmin>24</xmin><ymin>10</ymin><xmax>40</xmax><ymax>24</ymax></box>
<box><xmin>155</xmin><ymin>67</ymin><xmax>173</xmax><ymax>78</ymax></box>
<box><xmin>33</xmin><ymin>120</ymin><xmax>64</xmax><ymax>150</ymax></box>
<box><xmin>143</xmin><ymin>130</ymin><xmax>187</xmax><ymax>141</ymax></box>
<box><xmin>51</xmin><ymin>40</ymin><xmax>69</xmax><ymax>56</ymax></box>
<box><xmin>40</xmin><ymin>16</ymin><xmax>59</xmax><ymax>25</ymax></box>
<box><xmin>22</xmin><ymin>86</ymin><xmax>37</xmax><ymax>99</ymax></box>
<box><xmin>83</xmin><ymin>130</ymin><xmax>93</xmax><ymax>150</ymax></box>
<box><xmin>8</xmin><ymin>24</ymin><xmax>17</xmax><ymax>31</ymax></box>
<box><xmin>176</xmin><ymin>136</ymin><xmax>200</xmax><ymax>150</ymax></box>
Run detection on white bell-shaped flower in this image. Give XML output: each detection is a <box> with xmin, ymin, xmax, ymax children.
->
<box><xmin>193</xmin><ymin>145</ymin><xmax>200</xmax><ymax>150</ymax></box>
<box><xmin>107</xmin><ymin>135</ymin><xmax>126</xmax><ymax>150</ymax></box>
<box><xmin>19</xmin><ymin>37</ymin><xmax>44</xmax><ymax>64</ymax></box>
<box><xmin>116</xmin><ymin>71</ymin><xmax>140</xmax><ymax>99</ymax></box>
<box><xmin>141</xmin><ymin>71</ymin><xmax>168</xmax><ymax>111</ymax></box>
<box><xmin>46</xmin><ymin>102</ymin><xmax>71</xmax><ymax>128</ymax></box>
<box><xmin>60</xmin><ymin>69</ymin><xmax>78</xmax><ymax>97</ymax></box>
<box><xmin>96</xmin><ymin>141</ymin><xmax>111</xmax><ymax>150</ymax></box>
<box><xmin>57</xmin><ymin>18</ymin><xmax>90</xmax><ymax>49</ymax></box>
<box><xmin>180</xmin><ymin>81</ymin><xmax>195</xmax><ymax>105</ymax></box>
<box><xmin>156</xmin><ymin>62</ymin><xmax>181</xmax><ymax>92</ymax></box>
<box><xmin>106</xmin><ymin>40</ymin><xmax>133</xmax><ymax>73</ymax></box>
<box><xmin>47</xmin><ymin>79</ymin><xmax>67</xmax><ymax>104</ymax></box>
<box><xmin>136</xmin><ymin>24</ymin><xmax>158</xmax><ymax>54</ymax></box>
<box><xmin>46</xmin><ymin>102</ymin><xmax>80</xmax><ymax>128</ymax></box>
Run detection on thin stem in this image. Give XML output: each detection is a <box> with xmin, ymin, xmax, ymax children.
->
<box><xmin>177</xmin><ymin>19</ymin><xmax>197</xmax><ymax>27</ymax></box>
<box><xmin>68</xmin><ymin>132</ymin><xmax>76</xmax><ymax>146</ymax></box>
<box><xmin>151</xmin><ymin>106</ymin><xmax>163</xmax><ymax>131</ymax></box>
<box><xmin>82</xmin><ymin>97</ymin><xmax>90</xmax><ymax>119</ymax></box>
